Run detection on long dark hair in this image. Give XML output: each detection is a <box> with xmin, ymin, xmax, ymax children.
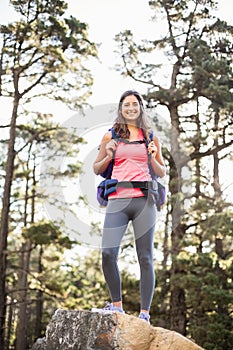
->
<box><xmin>113</xmin><ymin>90</ymin><xmax>152</xmax><ymax>140</ymax></box>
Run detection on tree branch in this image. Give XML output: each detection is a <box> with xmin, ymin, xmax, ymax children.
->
<box><xmin>189</xmin><ymin>140</ymin><xmax>233</xmax><ymax>161</ymax></box>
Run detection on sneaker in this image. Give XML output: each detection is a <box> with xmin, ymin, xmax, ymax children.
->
<box><xmin>138</xmin><ymin>312</ymin><xmax>150</xmax><ymax>323</ymax></box>
<box><xmin>91</xmin><ymin>301</ymin><xmax>125</xmax><ymax>314</ymax></box>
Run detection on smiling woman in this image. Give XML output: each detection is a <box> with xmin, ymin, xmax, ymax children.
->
<box><xmin>92</xmin><ymin>89</ymin><xmax>166</xmax><ymax>323</ymax></box>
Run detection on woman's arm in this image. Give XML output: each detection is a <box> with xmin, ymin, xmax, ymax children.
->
<box><xmin>148</xmin><ymin>135</ymin><xmax>166</xmax><ymax>178</ymax></box>
<box><xmin>93</xmin><ymin>131</ymin><xmax>117</xmax><ymax>175</ymax></box>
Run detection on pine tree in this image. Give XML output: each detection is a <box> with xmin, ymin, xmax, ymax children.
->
<box><xmin>0</xmin><ymin>0</ymin><xmax>98</xmax><ymax>346</ymax></box>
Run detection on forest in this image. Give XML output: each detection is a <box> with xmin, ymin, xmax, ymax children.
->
<box><xmin>0</xmin><ymin>1</ymin><xmax>232</xmax><ymax>350</ymax></box>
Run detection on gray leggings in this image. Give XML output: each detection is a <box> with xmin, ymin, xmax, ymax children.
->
<box><xmin>102</xmin><ymin>196</ymin><xmax>156</xmax><ymax>311</ymax></box>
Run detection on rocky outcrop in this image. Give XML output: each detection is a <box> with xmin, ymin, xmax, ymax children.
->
<box><xmin>31</xmin><ymin>309</ymin><xmax>204</xmax><ymax>350</ymax></box>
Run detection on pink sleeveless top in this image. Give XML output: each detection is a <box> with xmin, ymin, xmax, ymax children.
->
<box><xmin>108</xmin><ymin>129</ymin><xmax>152</xmax><ymax>199</ymax></box>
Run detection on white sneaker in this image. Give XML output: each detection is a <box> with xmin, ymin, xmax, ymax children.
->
<box><xmin>138</xmin><ymin>312</ymin><xmax>150</xmax><ymax>323</ymax></box>
<box><xmin>91</xmin><ymin>301</ymin><xmax>125</xmax><ymax>314</ymax></box>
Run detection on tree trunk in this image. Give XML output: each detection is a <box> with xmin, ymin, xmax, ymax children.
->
<box><xmin>170</xmin><ymin>221</ymin><xmax>187</xmax><ymax>335</ymax></box>
<box><xmin>0</xmin><ymin>95</ymin><xmax>19</xmax><ymax>347</ymax></box>
<box><xmin>15</xmin><ymin>150</ymin><xmax>36</xmax><ymax>350</ymax></box>
<box><xmin>194</xmin><ymin>101</ymin><xmax>201</xmax><ymax>198</ymax></box>
<box><xmin>212</xmin><ymin>108</ymin><xmax>224</xmax><ymax>258</ymax></box>
<box><xmin>5</xmin><ymin>299</ymin><xmax>13</xmax><ymax>350</ymax></box>
<box><xmin>15</xmin><ymin>240</ymin><xmax>32</xmax><ymax>350</ymax></box>
<box><xmin>35</xmin><ymin>246</ymin><xmax>44</xmax><ymax>340</ymax></box>
<box><xmin>169</xmin><ymin>105</ymin><xmax>187</xmax><ymax>335</ymax></box>
<box><xmin>170</xmin><ymin>283</ymin><xmax>186</xmax><ymax>334</ymax></box>
<box><xmin>213</xmin><ymin>109</ymin><xmax>222</xmax><ymax>198</ymax></box>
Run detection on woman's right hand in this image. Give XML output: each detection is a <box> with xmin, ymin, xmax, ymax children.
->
<box><xmin>93</xmin><ymin>131</ymin><xmax>115</xmax><ymax>175</ymax></box>
<box><xmin>105</xmin><ymin>139</ymin><xmax>117</xmax><ymax>158</ymax></box>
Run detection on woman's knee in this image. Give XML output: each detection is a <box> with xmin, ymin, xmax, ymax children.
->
<box><xmin>102</xmin><ymin>248</ymin><xmax>117</xmax><ymax>264</ymax></box>
<box><xmin>138</xmin><ymin>252</ymin><xmax>153</xmax><ymax>269</ymax></box>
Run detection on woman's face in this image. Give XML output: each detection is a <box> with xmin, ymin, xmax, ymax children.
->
<box><xmin>121</xmin><ymin>95</ymin><xmax>141</xmax><ymax>124</ymax></box>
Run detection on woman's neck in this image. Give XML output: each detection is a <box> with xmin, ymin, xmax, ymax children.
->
<box><xmin>127</xmin><ymin>125</ymin><xmax>140</xmax><ymax>141</ymax></box>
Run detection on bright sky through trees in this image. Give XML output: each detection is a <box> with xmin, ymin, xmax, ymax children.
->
<box><xmin>0</xmin><ymin>0</ymin><xmax>231</xmax><ymax>109</ymax></box>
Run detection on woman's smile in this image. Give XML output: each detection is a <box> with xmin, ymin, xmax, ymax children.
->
<box><xmin>122</xmin><ymin>95</ymin><xmax>140</xmax><ymax>121</ymax></box>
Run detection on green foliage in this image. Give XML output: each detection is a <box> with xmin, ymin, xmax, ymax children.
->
<box><xmin>22</xmin><ymin>221</ymin><xmax>73</xmax><ymax>249</ymax></box>
<box><xmin>169</xmin><ymin>199</ymin><xmax>233</xmax><ymax>348</ymax></box>
<box><xmin>0</xmin><ymin>0</ymin><xmax>98</xmax><ymax>109</ymax></box>
<box><xmin>183</xmin><ymin>253</ymin><xmax>233</xmax><ymax>350</ymax></box>
<box><xmin>10</xmin><ymin>0</ymin><xmax>68</xmax><ymax>17</ymax></box>
<box><xmin>60</xmin><ymin>250</ymin><xmax>110</xmax><ymax>311</ymax></box>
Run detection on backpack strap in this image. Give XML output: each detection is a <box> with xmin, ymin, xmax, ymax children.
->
<box><xmin>110</xmin><ymin>127</ymin><xmax>120</xmax><ymax>157</ymax></box>
<box><xmin>99</xmin><ymin>127</ymin><xmax>119</xmax><ymax>179</ymax></box>
<box><xmin>118</xmin><ymin>138</ymin><xmax>145</xmax><ymax>145</ymax></box>
<box><xmin>144</xmin><ymin>130</ymin><xmax>153</xmax><ymax>147</ymax></box>
<box><xmin>145</xmin><ymin>130</ymin><xmax>153</xmax><ymax>162</ymax></box>
<box><xmin>110</xmin><ymin>127</ymin><xmax>120</xmax><ymax>142</ymax></box>
<box><xmin>146</xmin><ymin>130</ymin><xmax>159</xmax><ymax>181</ymax></box>
<box><xmin>149</xmin><ymin>130</ymin><xmax>153</xmax><ymax>142</ymax></box>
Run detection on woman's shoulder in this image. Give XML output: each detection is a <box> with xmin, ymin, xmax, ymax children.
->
<box><xmin>101</xmin><ymin>130</ymin><xmax>112</xmax><ymax>143</ymax></box>
<box><xmin>152</xmin><ymin>133</ymin><xmax>162</xmax><ymax>150</ymax></box>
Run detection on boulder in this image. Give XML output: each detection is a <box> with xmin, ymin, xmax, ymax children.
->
<box><xmin>31</xmin><ymin>309</ymin><xmax>204</xmax><ymax>350</ymax></box>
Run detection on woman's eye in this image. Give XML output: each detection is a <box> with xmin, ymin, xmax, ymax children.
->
<box><xmin>123</xmin><ymin>103</ymin><xmax>139</xmax><ymax>108</ymax></box>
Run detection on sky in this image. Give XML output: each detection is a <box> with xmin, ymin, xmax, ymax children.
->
<box><xmin>67</xmin><ymin>0</ymin><xmax>232</xmax><ymax>107</ymax></box>
<box><xmin>66</xmin><ymin>0</ymin><xmax>160</xmax><ymax>105</ymax></box>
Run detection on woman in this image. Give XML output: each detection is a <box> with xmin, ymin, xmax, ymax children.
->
<box><xmin>92</xmin><ymin>90</ymin><xmax>166</xmax><ymax>323</ymax></box>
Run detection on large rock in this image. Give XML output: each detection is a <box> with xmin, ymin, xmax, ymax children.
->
<box><xmin>31</xmin><ymin>309</ymin><xmax>204</xmax><ymax>350</ymax></box>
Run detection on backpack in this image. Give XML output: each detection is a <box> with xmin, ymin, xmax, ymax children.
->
<box><xmin>96</xmin><ymin>128</ymin><xmax>166</xmax><ymax>210</ymax></box>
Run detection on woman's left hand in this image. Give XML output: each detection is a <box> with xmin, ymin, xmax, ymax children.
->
<box><xmin>148</xmin><ymin>141</ymin><xmax>158</xmax><ymax>157</ymax></box>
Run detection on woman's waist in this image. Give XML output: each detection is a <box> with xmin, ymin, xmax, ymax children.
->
<box><xmin>111</xmin><ymin>171</ymin><xmax>152</xmax><ymax>182</ymax></box>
